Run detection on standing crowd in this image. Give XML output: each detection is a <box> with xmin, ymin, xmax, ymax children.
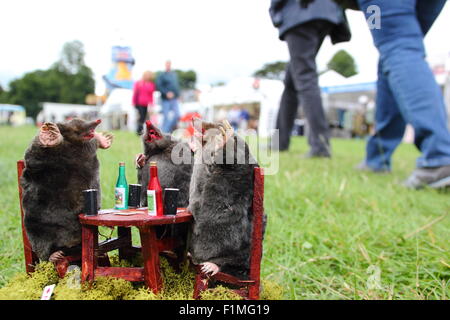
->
<box><xmin>132</xmin><ymin>60</ymin><xmax>180</xmax><ymax>135</ymax></box>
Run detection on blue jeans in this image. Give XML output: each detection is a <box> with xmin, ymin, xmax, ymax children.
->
<box><xmin>358</xmin><ymin>0</ymin><xmax>450</xmax><ymax>170</ymax></box>
<box><xmin>161</xmin><ymin>99</ymin><xmax>180</xmax><ymax>133</ymax></box>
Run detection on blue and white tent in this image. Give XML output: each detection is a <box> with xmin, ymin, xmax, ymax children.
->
<box><xmin>0</xmin><ymin>104</ymin><xmax>26</xmax><ymax>125</ymax></box>
<box><xmin>319</xmin><ymin>70</ymin><xmax>377</xmax><ymax>94</ymax></box>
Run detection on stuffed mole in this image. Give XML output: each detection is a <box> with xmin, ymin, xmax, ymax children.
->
<box><xmin>135</xmin><ymin>120</ymin><xmax>192</xmax><ymax>208</ymax></box>
<box><xmin>21</xmin><ymin>118</ymin><xmax>113</xmax><ymax>263</ymax></box>
<box><xmin>135</xmin><ymin>120</ymin><xmax>193</xmax><ymax>257</ymax></box>
<box><xmin>188</xmin><ymin>119</ymin><xmax>261</xmax><ymax>279</ymax></box>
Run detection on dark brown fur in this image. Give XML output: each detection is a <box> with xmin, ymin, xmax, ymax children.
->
<box><xmin>188</xmin><ymin>121</ymin><xmax>260</xmax><ymax>279</ymax></box>
<box><xmin>21</xmin><ymin>119</ymin><xmax>106</xmax><ymax>261</ymax></box>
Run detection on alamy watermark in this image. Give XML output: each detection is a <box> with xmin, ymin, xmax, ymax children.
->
<box><xmin>367</xmin><ymin>5</ymin><xmax>381</xmax><ymax>30</ymax></box>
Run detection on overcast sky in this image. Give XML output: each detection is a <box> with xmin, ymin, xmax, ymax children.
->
<box><xmin>1</xmin><ymin>0</ymin><xmax>450</xmax><ymax>94</ymax></box>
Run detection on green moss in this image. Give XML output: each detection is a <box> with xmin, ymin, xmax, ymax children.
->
<box><xmin>0</xmin><ymin>262</ymin><xmax>58</xmax><ymax>300</ymax></box>
<box><xmin>124</xmin><ymin>287</ymin><xmax>158</xmax><ymax>300</ymax></box>
<box><xmin>260</xmin><ymin>279</ymin><xmax>284</xmax><ymax>300</ymax></box>
<box><xmin>53</xmin><ymin>269</ymin><xmax>83</xmax><ymax>300</ymax></box>
<box><xmin>0</xmin><ymin>260</ymin><xmax>283</xmax><ymax>300</ymax></box>
<box><xmin>199</xmin><ymin>285</ymin><xmax>242</xmax><ymax>300</ymax></box>
<box><xmin>81</xmin><ymin>277</ymin><xmax>135</xmax><ymax>300</ymax></box>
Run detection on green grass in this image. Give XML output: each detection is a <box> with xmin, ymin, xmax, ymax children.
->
<box><xmin>0</xmin><ymin>125</ymin><xmax>448</xmax><ymax>299</ymax></box>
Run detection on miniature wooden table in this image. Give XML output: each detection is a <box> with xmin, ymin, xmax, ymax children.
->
<box><xmin>79</xmin><ymin>208</ymin><xmax>192</xmax><ymax>294</ymax></box>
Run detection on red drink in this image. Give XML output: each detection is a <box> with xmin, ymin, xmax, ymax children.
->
<box><xmin>147</xmin><ymin>161</ymin><xmax>163</xmax><ymax>216</ymax></box>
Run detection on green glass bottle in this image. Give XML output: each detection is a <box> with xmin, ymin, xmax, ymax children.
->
<box><xmin>114</xmin><ymin>162</ymin><xmax>128</xmax><ymax>210</ymax></box>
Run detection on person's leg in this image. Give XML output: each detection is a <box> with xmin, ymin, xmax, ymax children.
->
<box><xmin>136</xmin><ymin>106</ymin><xmax>147</xmax><ymax>134</ymax></box>
<box><xmin>162</xmin><ymin>99</ymin><xmax>180</xmax><ymax>133</ymax></box>
<box><xmin>169</xmin><ymin>99</ymin><xmax>181</xmax><ymax>132</ymax></box>
<box><xmin>358</xmin><ymin>0</ymin><xmax>450</xmax><ymax>169</ymax></box>
<box><xmin>285</xmin><ymin>21</ymin><xmax>331</xmax><ymax>156</ymax></box>
<box><xmin>161</xmin><ymin>99</ymin><xmax>171</xmax><ymax>133</ymax></box>
<box><xmin>364</xmin><ymin>60</ymin><xmax>406</xmax><ymax>171</ymax></box>
<box><xmin>275</xmin><ymin>63</ymin><xmax>299</xmax><ymax>151</ymax></box>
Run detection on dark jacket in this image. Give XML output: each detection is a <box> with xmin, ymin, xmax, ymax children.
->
<box><xmin>156</xmin><ymin>71</ymin><xmax>180</xmax><ymax>100</ymax></box>
<box><xmin>269</xmin><ymin>0</ymin><xmax>351</xmax><ymax>44</ymax></box>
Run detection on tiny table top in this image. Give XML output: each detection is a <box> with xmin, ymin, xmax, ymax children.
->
<box><xmin>79</xmin><ymin>208</ymin><xmax>192</xmax><ymax>228</ymax></box>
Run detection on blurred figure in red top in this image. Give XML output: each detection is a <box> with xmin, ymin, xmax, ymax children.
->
<box><xmin>133</xmin><ymin>71</ymin><xmax>156</xmax><ymax>135</ymax></box>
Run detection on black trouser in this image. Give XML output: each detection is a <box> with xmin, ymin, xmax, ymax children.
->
<box><xmin>276</xmin><ymin>20</ymin><xmax>332</xmax><ymax>155</ymax></box>
<box><xmin>136</xmin><ymin>105</ymin><xmax>148</xmax><ymax>134</ymax></box>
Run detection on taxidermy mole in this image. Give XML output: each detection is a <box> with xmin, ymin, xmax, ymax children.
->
<box><xmin>188</xmin><ymin>119</ymin><xmax>262</xmax><ymax>279</ymax></box>
<box><xmin>135</xmin><ymin>120</ymin><xmax>193</xmax><ymax>208</ymax></box>
<box><xmin>21</xmin><ymin>119</ymin><xmax>113</xmax><ymax>263</ymax></box>
<box><xmin>136</xmin><ymin>120</ymin><xmax>193</xmax><ymax>252</ymax></box>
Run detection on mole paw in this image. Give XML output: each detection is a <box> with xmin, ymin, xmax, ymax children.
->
<box><xmin>39</xmin><ymin>122</ymin><xmax>63</xmax><ymax>147</ymax></box>
<box><xmin>49</xmin><ymin>250</ymin><xmax>65</xmax><ymax>264</ymax></box>
<box><xmin>96</xmin><ymin>132</ymin><xmax>113</xmax><ymax>149</ymax></box>
<box><xmin>135</xmin><ymin>153</ymin><xmax>146</xmax><ymax>168</ymax></box>
<box><xmin>201</xmin><ymin>262</ymin><xmax>220</xmax><ymax>276</ymax></box>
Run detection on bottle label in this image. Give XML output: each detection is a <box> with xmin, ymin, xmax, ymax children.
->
<box><xmin>147</xmin><ymin>190</ymin><xmax>157</xmax><ymax>216</ymax></box>
<box><xmin>114</xmin><ymin>187</ymin><xmax>127</xmax><ymax>209</ymax></box>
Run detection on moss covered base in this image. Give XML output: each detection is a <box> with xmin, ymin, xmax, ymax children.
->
<box><xmin>0</xmin><ymin>257</ymin><xmax>283</xmax><ymax>300</ymax></box>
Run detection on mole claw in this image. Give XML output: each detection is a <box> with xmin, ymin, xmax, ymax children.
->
<box><xmin>49</xmin><ymin>250</ymin><xmax>65</xmax><ymax>263</ymax></box>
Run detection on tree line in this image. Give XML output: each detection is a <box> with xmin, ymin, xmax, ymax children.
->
<box><xmin>0</xmin><ymin>41</ymin><xmax>356</xmax><ymax>120</ymax></box>
<box><xmin>0</xmin><ymin>41</ymin><xmax>198</xmax><ymax>120</ymax></box>
<box><xmin>0</xmin><ymin>41</ymin><xmax>95</xmax><ymax>119</ymax></box>
<box><xmin>253</xmin><ymin>49</ymin><xmax>358</xmax><ymax>80</ymax></box>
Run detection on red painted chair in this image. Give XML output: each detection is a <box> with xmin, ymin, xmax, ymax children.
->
<box><xmin>16</xmin><ymin>160</ymin><xmax>108</xmax><ymax>278</ymax></box>
<box><xmin>193</xmin><ymin>167</ymin><xmax>265</xmax><ymax>300</ymax></box>
<box><xmin>17</xmin><ymin>160</ymin><xmax>39</xmax><ymax>275</ymax></box>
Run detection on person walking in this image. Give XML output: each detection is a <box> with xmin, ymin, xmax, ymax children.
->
<box><xmin>269</xmin><ymin>0</ymin><xmax>351</xmax><ymax>157</ymax></box>
<box><xmin>132</xmin><ymin>71</ymin><xmax>156</xmax><ymax>135</ymax></box>
<box><xmin>349</xmin><ymin>0</ymin><xmax>450</xmax><ymax>189</ymax></box>
<box><xmin>156</xmin><ymin>60</ymin><xmax>181</xmax><ymax>133</ymax></box>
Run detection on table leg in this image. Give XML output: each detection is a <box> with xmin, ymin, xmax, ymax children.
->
<box><xmin>139</xmin><ymin>226</ymin><xmax>162</xmax><ymax>294</ymax></box>
<box><xmin>118</xmin><ymin>226</ymin><xmax>133</xmax><ymax>261</ymax></box>
<box><xmin>81</xmin><ymin>224</ymin><xmax>98</xmax><ymax>282</ymax></box>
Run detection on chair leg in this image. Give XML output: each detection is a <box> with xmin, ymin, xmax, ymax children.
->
<box><xmin>193</xmin><ymin>273</ymin><xmax>209</xmax><ymax>299</ymax></box>
<box><xmin>23</xmin><ymin>245</ymin><xmax>38</xmax><ymax>274</ymax></box>
<box><xmin>248</xmin><ymin>283</ymin><xmax>260</xmax><ymax>300</ymax></box>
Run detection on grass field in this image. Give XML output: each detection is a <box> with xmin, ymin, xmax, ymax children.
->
<box><xmin>0</xmin><ymin>125</ymin><xmax>448</xmax><ymax>299</ymax></box>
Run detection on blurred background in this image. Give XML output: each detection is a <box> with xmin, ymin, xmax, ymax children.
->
<box><xmin>1</xmin><ymin>0</ymin><xmax>450</xmax><ymax>141</ymax></box>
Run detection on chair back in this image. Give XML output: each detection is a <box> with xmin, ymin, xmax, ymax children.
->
<box><xmin>248</xmin><ymin>167</ymin><xmax>264</xmax><ymax>299</ymax></box>
<box><xmin>17</xmin><ymin>160</ymin><xmax>38</xmax><ymax>273</ymax></box>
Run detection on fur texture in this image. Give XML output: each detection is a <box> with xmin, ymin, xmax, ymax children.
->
<box><xmin>21</xmin><ymin>119</ymin><xmax>110</xmax><ymax>261</ymax></box>
<box><xmin>137</xmin><ymin>121</ymin><xmax>193</xmax><ymax>245</ymax></box>
<box><xmin>188</xmin><ymin>120</ymin><xmax>259</xmax><ymax>279</ymax></box>
<box><xmin>137</xmin><ymin>121</ymin><xmax>193</xmax><ymax>207</ymax></box>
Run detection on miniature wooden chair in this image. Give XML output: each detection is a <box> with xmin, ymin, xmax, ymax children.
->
<box><xmin>17</xmin><ymin>160</ymin><xmax>40</xmax><ymax>275</ymax></box>
<box><xmin>16</xmin><ymin>160</ymin><xmax>109</xmax><ymax>278</ymax></box>
<box><xmin>193</xmin><ymin>167</ymin><xmax>265</xmax><ymax>300</ymax></box>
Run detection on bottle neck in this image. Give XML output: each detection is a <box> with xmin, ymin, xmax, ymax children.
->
<box><xmin>150</xmin><ymin>166</ymin><xmax>158</xmax><ymax>179</ymax></box>
<box><xmin>148</xmin><ymin>166</ymin><xmax>160</xmax><ymax>190</ymax></box>
<box><xmin>117</xmin><ymin>166</ymin><xmax>127</xmax><ymax>186</ymax></box>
